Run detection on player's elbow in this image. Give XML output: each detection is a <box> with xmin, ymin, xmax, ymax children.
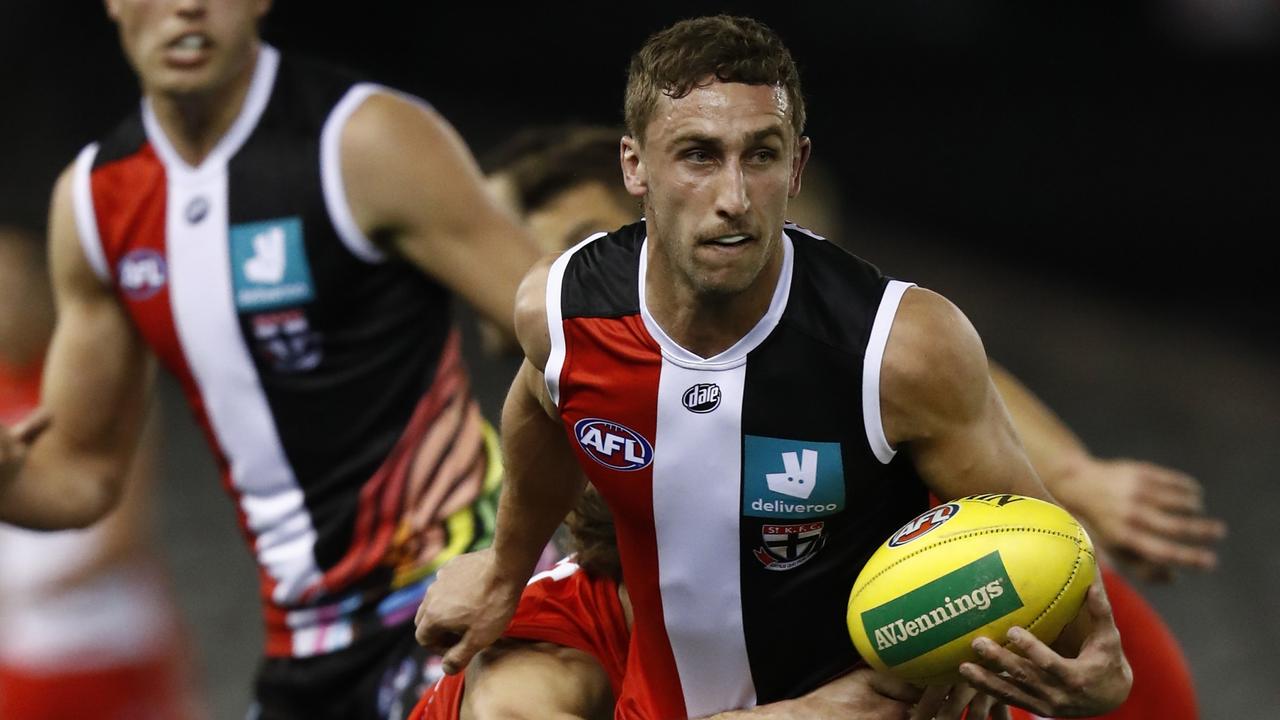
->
<box><xmin>64</xmin><ymin>472</ymin><xmax>124</xmax><ymax>528</ymax></box>
<box><xmin>42</xmin><ymin>467</ymin><xmax>125</xmax><ymax>530</ymax></box>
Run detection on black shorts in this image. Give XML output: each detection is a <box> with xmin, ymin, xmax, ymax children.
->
<box><xmin>247</xmin><ymin>621</ymin><xmax>441</xmax><ymax>720</ymax></box>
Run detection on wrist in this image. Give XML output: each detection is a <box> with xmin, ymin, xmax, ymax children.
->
<box><xmin>1043</xmin><ymin>452</ymin><xmax>1100</xmax><ymax>511</ymax></box>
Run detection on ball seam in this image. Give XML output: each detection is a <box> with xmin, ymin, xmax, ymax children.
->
<box><xmin>850</xmin><ymin>526</ymin><xmax>1083</xmax><ymax>604</ymax></box>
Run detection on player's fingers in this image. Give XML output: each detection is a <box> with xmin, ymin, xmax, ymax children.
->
<box><xmin>1082</xmin><ymin>584</ymin><xmax>1125</xmax><ymax>650</ymax></box>
<box><xmin>439</xmin><ymin>630</ymin><xmax>482</xmax><ymax>675</ymax></box>
<box><xmin>414</xmin><ymin>616</ymin><xmax>464</xmax><ymax>655</ymax></box>
<box><xmin>957</xmin><ymin>663</ymin><xmax>1051</xmax><ymax>718</ymax></box>
<box><xmin>1126</xmin><ymin>529</ymin><xmax>1219</xmax><ymax>570</ymax></box>
<box><xmin>1138</xmin><ymin>463</ymin><xmax>1202</xmax><ymax>495</ymax></box>
<box><xmin>990</xmin><ymin>702</ymin><xmax>1012</xmax><ymax>720</ymax></box>
<box><xmin>1141</xmin><ymin>511</ymin><xmax>1229</xmax><ymax>543</ymax></box>
<box><xmin>1139</xmin><ymin>484</ymin><xmax>1205</xmax><ymax>514</ymax></box>
<box><xmin>909</xmin><ymin>684</ymin><xmax>950</xmax><ymax>720</ymax></box>
<box><xmin>1005</xmin><ymin>626</ymin><xmax>1070</xmax><ymax>681</ymax></box>
<box><xmin>937</xmin><ymin>683</ymin><xmax>978</xmax><ymax>720</ymax></box>
<box><xmin>971</xmin><ymin>636</ymin><xmax>1055</xmax><ymax>700</ymax></box>
<box><xmin>12</xmin><ymin>407</ymin><xmax>51</xmax><ymax>444</ymax></box>
<box><xmin>965</xmin><ymin>692</ymin><xmax>998</xmax><ymax>720</ymax></box>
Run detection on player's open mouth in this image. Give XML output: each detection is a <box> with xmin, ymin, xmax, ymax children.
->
<box><xmin>705</xmin><ymin>234</ymin><xmax>752</xmax><ymax>246</ymax></box>
<box><xmin>165</xmin><ymin>33</ymin><xmax>212</xmax><ymax>65</ymax></box>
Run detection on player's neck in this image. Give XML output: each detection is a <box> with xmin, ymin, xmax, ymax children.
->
<box><xmin>645</xmin><ymin>250</ymin><xmax>783</xmax><ymax>359</ymax></box>
<box><xmin>145</xmin><ymin>44</ymin><xmax>261</xmax><ymax>168</ymax></box>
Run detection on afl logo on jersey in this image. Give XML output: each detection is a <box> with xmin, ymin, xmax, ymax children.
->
<box><xmin>117</xmin><ymin>249</ymin><xmax>167</xmax><ymax>301</ymax></box>
<box><xmin>888</xmin><ymin>503</ymin><xmax>960</xmax><ymax>547</ymax></box>
<box><xmin>682</xmin><ymin>383</ymin><xmax>721</xmax><ymax>413</ymax></box>
<box><xmin>574</xmin><ymin>418</ymin><xmax>653</xmax><ymax>472</ymax></box>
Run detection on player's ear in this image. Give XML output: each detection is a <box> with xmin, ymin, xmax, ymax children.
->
<box><xmin>789</xmin><ymin>136</ymin><xmax>812</xmax><ymax>199</ymax></box>
<box><xmin>621</xmin><ymin>135</ymin><xmax>647</xmax><ymax>198</ymax></box>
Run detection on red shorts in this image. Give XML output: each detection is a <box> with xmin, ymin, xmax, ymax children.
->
<box><xmin>0</xmin><ymin>648</ymin><xmax>198</xmax><ymax>720</ymax></box>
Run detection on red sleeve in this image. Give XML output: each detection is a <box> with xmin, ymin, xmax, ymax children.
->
<box><xmin>500</xmin><ymin>560</ymin><xmax>631</xmax><ymax>699</ymax></box>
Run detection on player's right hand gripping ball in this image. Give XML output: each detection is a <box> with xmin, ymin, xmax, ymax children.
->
<box><xmin>847</xmin><ymin>495</ymin><xmax>1095</xmax><ymax>686</ymax></box>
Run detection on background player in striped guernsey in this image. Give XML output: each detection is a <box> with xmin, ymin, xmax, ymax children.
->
<box><xmin>0</xmin><ymin>226</ymin><xmax>205</xmax><ymax>719</ymax></box>
<box><xmin>473</xmin><ymin>124</ymin><xmax>1215</xmax><ymax>719</ymax></box>
<box><xmin>0</xmin><ymin>1</ymin><xmax>542</xmax><ymax>718</ymax></box>
<box><xmin>417</xmin><ymin>15</ymin><xmax>1133</xmax><ymax>718</ymax></box>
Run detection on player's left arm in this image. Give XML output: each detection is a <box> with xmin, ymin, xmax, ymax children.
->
<box><xmin>881</xmin><ymin>287</ymin><xmax>1046</xmax><ymax>503</ymax></box>
<box><xmin>881</xmin><ymin>287</ymin><xmax>1131</xmax><ymax>717</ymax></box>
<box><xmin>460</xmin><ymin>639</ymin><xmax>614</xmax><ymax>720</ymax></box>
<box><xmin>990</xmin><ymin>362</ymin><xmax>1226</xmax><ymax>580</ymax></box>
<box><xmin>340</xmin><ymin>91</ymin><xmax>541</xmax><ymax>337</ymax></box>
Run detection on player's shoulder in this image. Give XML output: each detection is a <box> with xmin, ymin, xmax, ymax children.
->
<box><xmin>881</xmin><ymin>287</ymin><xmax>989</xmax><ymax>433</ymax></box>
<box><xmin>556</xmin><ymin>221</ymin><xmax>644</xmax><ymax>319</ymax></box>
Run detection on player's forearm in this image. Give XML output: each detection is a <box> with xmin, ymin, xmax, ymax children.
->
<box><xmin>0</xmin><ymin>438</ymin><xmax>123</xmax><ymax>529</ymax></box>
<box><xmin>491</xmin><ymin>373</ymin><xmax>585</xmax><ymax>584</ymax></box>
<box><xmin>702</xmin><ymin>698</ymin><xmax>810</xmax><ymax>719</ymax></box>
<box><xmin>989</xmin><ymin>362</ymin><xmax>1091</xmax><ymax>486</ymax></box>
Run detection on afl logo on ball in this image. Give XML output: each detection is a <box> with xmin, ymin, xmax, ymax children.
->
<box><xmin>682</xmin><ymin>383</ymin><xmax>721</xmax><ymax>413</ymax></box>
<box><xmin>574</xmin><ymin>418</ymin><xmax>654</xmax><ymax>471</ymax></box>
<box><xmin>117</xmin><ymin>249</ymin><xmax>167</xmax><ymax>301</ymax></box>
<box><xmin>888</xmin><ymin>503</ymin><xmax>960</xmax><ymax>547</ymax></box>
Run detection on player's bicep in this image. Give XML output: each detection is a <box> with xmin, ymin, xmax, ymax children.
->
<box><xmin>340</xmin><ymin>92</ymin><xmax>539</xmax><ymax>334</ymax></box>
<box><xmin>463</xmin><ymin>640</ymin><xmax>613</xmax><ymax>720</ymax></box>
<box><xmin>881</xmin><ymin>288</ymin><xmax>1046</xmax><ymax>502</ymax></box>
<box><xmin>43</xmin><ymin>166</ymin><xmax>153</xmax><ymax>469</ymax></box>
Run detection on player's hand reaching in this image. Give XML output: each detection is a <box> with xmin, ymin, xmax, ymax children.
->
<box><xmin>414</xmin><ymin>548</ymin><xmax>526</xmax><ymax>675</ymax></box>
<box><xmin>958</xmin><ymin>583</ymin><xmax>1131</xmax><ymax>717</ymax></box>
<box><xmin>910</xmin><ymin>682</ymin><xmax>1010</xmax><ymax>720</ymax></box>
<box><xmin>1056</xmin><ymin>457</ymin><xmax>1226</xmax><ymax>581</ymax></box>
<box><xmin>0</xmin><ymin>408</ymin><xmax>51</xmax><ymax>487</ymax></box>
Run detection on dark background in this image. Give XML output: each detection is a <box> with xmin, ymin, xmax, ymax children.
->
<box><xmin>2</xmin><ymin>2</ymin><xmax>1276</xmax><ymax>718</ymax></box>
<box><xmin>2</xmin><ymin>2</ymin><xmax>1276</xmax><ymax>326</ymax></box>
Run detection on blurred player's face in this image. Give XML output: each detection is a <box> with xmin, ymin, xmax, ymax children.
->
<box><xmin>623</xmin><ymin>80</ymin><xmax>809</xmax><ymax>300</ymax></box>
<box><xmin>526</xmin><ymin>182</ymin><xmax>638</xmax><ymax>254</ymax></box>
<box><xmin>106</xmin><ymin>0</ymin><xmax>270</xmax><ymax>99</ymax></box>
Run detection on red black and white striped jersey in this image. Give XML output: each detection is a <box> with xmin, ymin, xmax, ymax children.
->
<box><xmin>546</xmin><ymin>222</ymin><xmax>931</xmax><ymax>718</ymax></box>
<box><xmin>71</xmin><ymin>46</ymin><xmax>497</xmax><ymax>658</ymax></box>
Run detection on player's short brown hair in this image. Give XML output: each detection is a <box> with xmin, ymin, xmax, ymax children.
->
<box><xmin>624</xmin><ymin>15</ymin><xmax>806</xmax><ymax>144</ymax></box>
<box><xmin>565</xmin><ymin>486</ymin><xmax>621</xmax><ymax>583</ymax></box>
<box><xmin>488</xmin><ymin>126</ymin><xmax>634</xmax><ymax>219</ymax></box>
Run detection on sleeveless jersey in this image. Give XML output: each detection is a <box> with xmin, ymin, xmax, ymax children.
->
<box><xmin>70</xmin><ymin>46</ymin><xmax>498</xmax><ymax>658</ymax></box>
<box><xmin>546</xmin><ymin>222</ymin><xmax>930</xmax><ymax>718</ymax></box>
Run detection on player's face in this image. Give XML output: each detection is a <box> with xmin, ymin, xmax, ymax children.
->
<box><xmin>106</xmin><ymin>0</ymin><xmax>270</xmax><ymax>99</ymax></box>
<box><xmin>526</xmin><ymin>182</ymin><xmax>639</xmax><ymax>254</ymax></box>
<box><xmin>623</xmin><ymin>80</ymin><xmax>809</xmax><ymax>299</ymax></box>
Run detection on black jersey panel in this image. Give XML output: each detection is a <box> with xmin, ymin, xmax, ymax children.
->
<box><xmin>224</xmin><ymin>57</ymin><xmax>454</xmax><ymax>571</ymax></box>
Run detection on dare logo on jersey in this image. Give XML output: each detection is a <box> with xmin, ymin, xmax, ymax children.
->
<box><xmin>117</xmin><ymin>249</ymin><xmax>167</xmax><ymax>301</ymax></box>
<box><xmin>682</xmin><ymin>383</ymin><xmax>721</xmax><ymax>413</ymax></box>
<box><xmin>574</xmin><ymin>418</ymin><xmax>653</xmax><ymax>471</ymax></box>
<box><xmin>888</xmin><ymin>504</ymin><xmax>960</xmax><ymax>547</ymax></box>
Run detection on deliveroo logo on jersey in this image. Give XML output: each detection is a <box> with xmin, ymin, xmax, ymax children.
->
<box><xmin>743</xmin><ymin>435</ymin><xmax>844</xmax><ymax>518</ymax></box>
<box><xmin>230</xmin><ymin>217</ymin><xmax>315</xmax><ymax>311</ymax></box>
